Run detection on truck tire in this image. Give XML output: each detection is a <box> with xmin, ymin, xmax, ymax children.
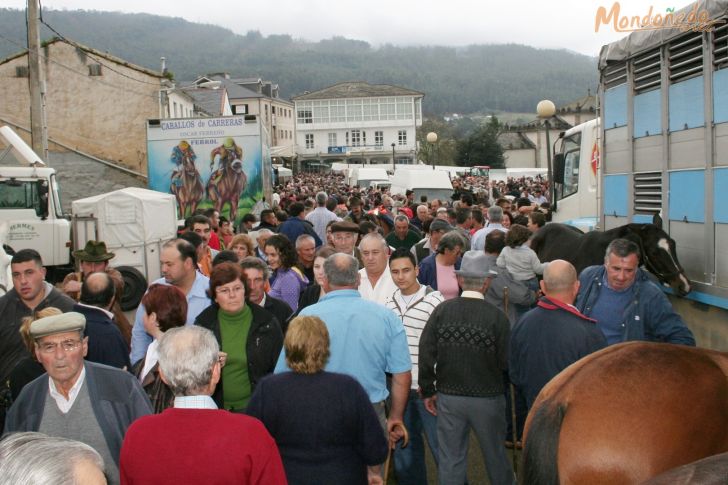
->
<box><xmin>117</xmin><ymin>266</ymin><xmax>147</xmax><ymax>312</ymax></box>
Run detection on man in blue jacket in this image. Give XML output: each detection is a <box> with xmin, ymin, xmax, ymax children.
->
<box><xmin>278</xmin><ymin>202</ymin><xmax>322</xmax><ymax>248</ymax></box>
<box><xmin>575</xmin><ymin>238</ymin><xmax>695</xmax><ymax>346</ymax></box>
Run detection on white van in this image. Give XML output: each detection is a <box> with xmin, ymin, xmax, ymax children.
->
<box><xmin>349</xmin><ymin>167</ymin><xmax>389</xmax><ymax>188</ymax></box>
<box><xmin>390</xmin><ymin>168</ymin><xmax>453</xmax><ymax>201</ymax></box>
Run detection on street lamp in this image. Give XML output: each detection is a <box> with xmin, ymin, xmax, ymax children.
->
<box><xmin>537</xmin><ymin>100</ymin><xmax>556</xmax><ymax>206</ymax></box>
<box><xmin>426</xmin><ymin>132</ymin><xmax>438</xmax><ymax>170</ymax></box>
<box><xmin>346</xmin><ymin>150</ymin><xmax>351</xmax><ymax>170</ymax></box>
<box><xmin>391</xmin><ymin>142</ymin><xmax>396</xmax><ymax>172</ymax></box>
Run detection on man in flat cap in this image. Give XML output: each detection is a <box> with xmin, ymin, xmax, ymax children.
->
<box><xmin>3</xmin><ymin>312</ymin><xmax>152</xmax><ymax>485</ymax></box>
<box><xmin>330</xmin><ymin>221</ymin><xmax>364</xmax><ymax>268</ymax></box>
<box><xmin>61</xmin><ymin>240</ymin><xmax>131</xmax><ymax>346</ymax></box>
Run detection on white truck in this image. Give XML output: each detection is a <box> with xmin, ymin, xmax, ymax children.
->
<box><xmin>547</xmin><ymin>0</ymin><xmax>728</xmax><ymax>349</ymax></box>
<box><xmin>348</xmin><ymin>167</ymin><xmax>390</xmax><ymax>189</ymax></box>
<box><xmin>0</xmin><ymin>125</ymin><xmax>177</xmax><ymax>310</ymax></box>
<box><xmin>389</xmin><ymin>168</ymin><xmax>454</xmax><ymax>201</ymax></box>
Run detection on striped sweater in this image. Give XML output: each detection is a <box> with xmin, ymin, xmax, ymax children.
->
<box><xmin>384</xmin><ymin>286</ymin><xmax>445</xmax><ymax>389</ymax></box>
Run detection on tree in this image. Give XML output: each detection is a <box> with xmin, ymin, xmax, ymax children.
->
<box><xmin>455</xmin><ymin>117</ymin><xmax>505</xmax><ymax>168</ymax></box>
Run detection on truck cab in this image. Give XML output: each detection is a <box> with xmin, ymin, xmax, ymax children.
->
<box><xmin>0</xmin><ymin>126</ymin><xmax>72</xmax><ymax>280</ymax></box>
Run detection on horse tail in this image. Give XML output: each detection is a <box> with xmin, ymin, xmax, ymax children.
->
<box><xmin>522</xmin><ymin>401</ymin><xmax>566</xmax><ymax>485</ymax></box>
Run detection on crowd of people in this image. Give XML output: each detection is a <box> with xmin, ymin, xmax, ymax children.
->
<box><xmin>0</xmin><ymin>171</ymin><xmax>695</xmax><ymax>484</ymax></box>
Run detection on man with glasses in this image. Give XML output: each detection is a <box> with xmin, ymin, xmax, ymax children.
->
<box><xmin>4</xmin><ymin>312</ymin><xmax>152</xmax><ymax>485</ymax></box>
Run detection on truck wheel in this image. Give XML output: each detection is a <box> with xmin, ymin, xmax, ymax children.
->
<box><xmin>117</xmin><ymin>266</ymin><xmax>147</xmax><ymax>312</ymax></box>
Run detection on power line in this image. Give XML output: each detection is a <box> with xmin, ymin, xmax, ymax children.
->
<box><xmin>0</xmin><ymin>33</ymin><xmax>162</xmax><ymax>101</ymax></box>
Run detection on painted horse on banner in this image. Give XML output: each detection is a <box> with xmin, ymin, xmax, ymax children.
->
<box><xmin>530</xmin><ymin>214</ymin><xmax>691</xmax><ymax>296</ymax></box>
<box><xmin>169</xmin><ymin>141</ymin><xmax>204</xmax><ymax>218</ymax></box>
<box><xmin>207</xmin><ymin>139</ymin><xmax>247</xmax><ymax>223</ymax></box>
<box><xmin>522</xmin><ymin>342</ymin><xmax>728</xmax><ymax>485</ymax></box>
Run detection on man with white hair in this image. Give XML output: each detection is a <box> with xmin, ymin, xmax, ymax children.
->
<box><xmin>471</xmin><ymin>205</ymin><xmax>509</xmax><ymax>252</ymax></box>
<box><xmin>120</xmin><ymin>326</ymin><xmax>286</xmax><ymax>484</ymax></box>
<box><xmin>358</xmin><ymin>233</ymin><xmax>398</xmax><ymax>305</ymax></box>
<box><xmin>4</xmin><ymin>312</ymin><xmax>152</xmax><ymax>484</ymax></box>
<box><xmin>306</xmin><ymin>191</ymin><xmax>341</xmax><ymax>242</ymax></box>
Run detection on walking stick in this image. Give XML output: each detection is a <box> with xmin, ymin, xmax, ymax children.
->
<box><xmin>383</xmin><ymin>422</ymin><xmax>409</xmax><ymax>484</ymax></box>
<box><xmin>503</xmin><ymin>287</ymin><xmax>519</xmax><ymax>476</ymax></box>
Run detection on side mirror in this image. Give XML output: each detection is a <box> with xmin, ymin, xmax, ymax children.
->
<box><xmin>553</xmin><ymin>153</ymin><xmax>565</xmax><ymax>185</ymax></box>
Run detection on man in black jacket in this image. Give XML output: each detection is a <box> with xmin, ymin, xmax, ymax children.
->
<box><xmin>74</xmin><ymin>272</ymin><xmax>131</xmax><ymax>371</ymax></box>
<box><xmin>419</xmin><ymin>251</ymin><xmax>515</xmax><ymax>485</ymax></box>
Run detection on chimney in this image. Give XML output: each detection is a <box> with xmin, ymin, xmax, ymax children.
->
<box><xmin>160</xmin><ymin>57</ymin><xmax>167</xmax><ymax>75</ymax></box>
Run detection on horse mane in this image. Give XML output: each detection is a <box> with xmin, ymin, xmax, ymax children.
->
<box><xmin>522</xmin><ymin>401</ymin><xmax>566</xmax><ymax>485</ymax></box>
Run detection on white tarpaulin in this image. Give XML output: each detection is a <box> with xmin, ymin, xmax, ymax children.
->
<box><xmin>72</xmin><ymin>187</ymin><xmax>178</xmax><ymax>281</ymax></box>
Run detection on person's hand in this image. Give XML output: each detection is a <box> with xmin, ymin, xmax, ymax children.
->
<box><xmin>367</xmin><ymin>466</ymin><xmax>383</xmax><ymax>485</ymax></box>
<box><xmin>64</xmin><ymin>279</ymin><xmax>82</xmax><ymax>294</ymax></box>
<box><xmin>424</xmin><ymin>395</ymin><xmax>438</xmax><ymax>416</ymax></box>
<box><xmin>218</xmin><ymin>351</ymin><xmax>228</xmax><ymax>368</ymax></box>
<box><xmin>387</xmin><ymin>419</ymin><xmax>407</xmax><ymax>450</ymax></box>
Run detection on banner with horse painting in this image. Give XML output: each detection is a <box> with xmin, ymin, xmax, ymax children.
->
<box><xmin>146</xmin><ymin>116</ymin><xmax>269</xmax><ymax>224</ymax></box>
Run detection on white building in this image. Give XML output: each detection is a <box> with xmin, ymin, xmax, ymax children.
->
<box><xmin>293</xmin><ymin>82</ymin><xmax>424</xmax><ymax>169</ymax></box>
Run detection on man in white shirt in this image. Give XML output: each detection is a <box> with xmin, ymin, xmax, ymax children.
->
<box><xmin>306</xmin><ymin>191</ymin><xmax>341</xmax><ymax>242</ymax></box>
<box><xmin>358</xmin><ymin>234</ymin><xmax>397</xmax><ymax>305</ymax></box>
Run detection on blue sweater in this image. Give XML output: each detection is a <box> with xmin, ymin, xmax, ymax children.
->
<box><xmin>246</xmin><ymin>371</ymin><xmax>387</xmax><ymax>485</ymax></box>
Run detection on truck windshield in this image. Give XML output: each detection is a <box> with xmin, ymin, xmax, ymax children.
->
<box><xmin>0</xmin><ymin>179</ymin><xmax>46</xmax><ymax>217</ymax></box>
<box><xmin>556</xmin><ymin>134</ymin><xmax>580</xmax><ymax>201</ymax></box>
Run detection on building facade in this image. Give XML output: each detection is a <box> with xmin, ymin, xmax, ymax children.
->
<box><xmin>0</xmin><ymin>38</ymin><xmax>190</xmax><ymax>174</ymax></box>
<box><xmin>293</xmin><ymin>82</ymin><xmax>424</xmax><ymax>169</ymax></box>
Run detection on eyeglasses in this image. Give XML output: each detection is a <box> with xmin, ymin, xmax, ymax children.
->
<box><xmin>38</xmin><ymin>339</ymin><xmax>83</xmax><ymax>354</ymax></box>
<box><xmin>216</xmin><ymin>285</ymin><xmax>245</xmax><ymax>297</ymax></box>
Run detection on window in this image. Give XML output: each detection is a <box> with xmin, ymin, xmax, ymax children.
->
<box><xmin>88</xmin><ymin>64</ymin><xmax>102</xmax><ymax>76</ymax></box>
<box><xmin>233</xmin><ymin>104</ymin><xmax>248</xmax><ymax>115</ymax></box>
<box><xmin>15</xmin><ymin>66</ymin><xmax>29</xmax><ymax>78</ymax></box>
<box><xmin>396</xmin><ymin>97</ymin><xmax>412</xmax><ymax>120</ymax></box>
<box><xmin>557</xmin><ymin>133</ymin><xmax>580</xmax><ymax>200</ymax></box>
<box><xmin>173</xmin><ymin>102</ymin><xmax>178</xmax><ymax>118</ymax></box>
<box><xmin>328</xmin><ymin>133</ymin><xmax>337</xmax><ymax>148</ymax></box>
<box><xmin>272</xmin><ymin>106</ymin><xmax>276</xmax><ymax>114</ymax></box>
<box><xmin>297</xmin><ymin>106</ymin><xmax>313</xmax><ymax>124</ymax></box>
<box><xmin>374</xmin><ymin>131</ymin><xmax>383</xmax><ymax>147</ymax></box>
<box><xmin>351</xmin><ymin>130</ymin><xmax>361</xmax><ymax>147</ymax></box>
<box><xmin>398</xmin><ymin>130</ymin><xmax>407</xmax><ymax>146</ymax></box>
<box><xmin>0</xmin><ymin>180</ymin><xmax>47</xmax><ymax>217</ymax></box>
<box><xmin>305</xmin><ymin>134</ymin><xmax>314</xmax><ymax>149</ymax></box>
<box><xmin>264</xmin><ymin>104</ymin><xmax>269</xmax><ymax>123</ymax></box>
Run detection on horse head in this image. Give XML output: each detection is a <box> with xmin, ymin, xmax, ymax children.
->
<box><xmin>0</xmin><ymin>222</ymin><xmax>12</xmax><ymax>295</ymax></box>
<box><xmin>632</xmin><ymin>214</ymin><xmax>691</xmax><ymax>296</ymax></box>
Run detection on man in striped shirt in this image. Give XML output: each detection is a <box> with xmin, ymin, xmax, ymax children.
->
<box><xmin>384</xmin><ymin>248</ymin><xmax>445</xmax><ymax>485</ymax></box>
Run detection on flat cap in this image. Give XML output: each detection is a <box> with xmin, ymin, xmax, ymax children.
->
<box><xmin>429</xmin><ymin>219</ymin><xmax>454</xmax><ymax>233</ymax></box>
<box><xmin>330</xmin><ymin>221</ymin><xmax>361</xmax><ymax>234</ymax></box>
<box><xmin>30</xmin><ymin>312</ymin><xmax>86</xmax><ymax>339</ymax></box>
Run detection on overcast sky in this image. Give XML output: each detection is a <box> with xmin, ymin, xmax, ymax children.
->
<box><xmin>7</xmin><ymin>0</ymin><xmax>685</xmax><ymax>56</ymax></box>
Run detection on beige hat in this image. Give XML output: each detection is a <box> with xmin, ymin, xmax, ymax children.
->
<box><xmin>30</xmin><ymin>312</ymin><xmax>86</xmax><ymax>339</ymax></box>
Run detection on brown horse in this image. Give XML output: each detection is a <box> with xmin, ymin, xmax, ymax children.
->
<box><xmin>170</xmin><ymin>154</ymin><xmax>204</xmax><ymax>218</ymax></box>
<box><xmin>522</xmin><ymin>342</ymin><xmax>728</xmax><ymax>485</ymax></box>
<box><xmin>206</xmin><ymin>150</ymin><xmax>247</xmax><ymax>222</ymax></box>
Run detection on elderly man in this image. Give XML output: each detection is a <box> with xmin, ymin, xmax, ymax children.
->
<box><xmin>276</xmin><ymin>253</ymin><xmax>412</xmax><ymax>446</ymax></box>
<box><xmin>295</xmin><ymin>234</ymin><xmax>317</xmax><ymax>284</ymax></box>
<box><xmin>386</xmin><ymin>215</ymin><xmax>422</xmax><ymax>251</ymax></box>
<box><xmin>471</xmin><ymin>205</ymin><xmax>509</xmax><ymax>251</ymax></box>
<box><xmin>0</xmin><ymin>249</ymin><xmax>75</xmax><ymax>395</ymax></box>
<box><xmin>330</xmin><ymin>221</ymin><xmax>364</xmax><ymax>267</ymax></box>
<box><xmin>74</xmin><ymin>272</ymin><xmax>130</xmax><ymax>370</ymax></box>
<box><xmin>120</xmin><ymin>326</ymin><xmax>286</xmax><ymax>484</ymax></box>
<box><xmin>575</xmin><ymin>238</ymin><xmax>695</xmax><ymax>346</ymax></box>
<box><xmin>358</xmin><ymin>233</ymin><xmax>398</xmax><ymax>305</ymax></box>
<box><xmin>419</xmin><ymin>251</ymin><xmax>515</xmax><ymax>485</ymax></box>
<box><xmin>306</xmin><ymin>191</ymin><xmax>341</xmax><ymax>242</ymax></box>
<box><xmin>240</xmin><ymin>256</ymin><xmax>292</xmax><ymax>333</ymax></box>
<box><xmin>187</xmin><ymin>215</ymin><xmax>218</xmax><ymax>277</ymax></box>
<box><xmin>4</xmin><ymin>312</ymin><xmax>152</xmax><ymax>484</ymax></box>
<box><xmin>130</xmin><ymin>239</ymin><xmax>211</xmax><ymax>365</ymax></box>
<box><xmin>510</xmin><ymin>260</ymin><xmax>607</xmax><ymax>410</ymax></box>
<box><xmin>411</xmin><ymin>204</ymin><xmax>430</xmax><ymax>232</ymax></box>
<box><xmin>385</xmin><ymin>248</ymin><xmax>445</xmax><ymax>485</ymax></box>
<box><xmin>61</xmin><ymin>240</ymin><xmax>131</xmax><ymax>344</ymax></box>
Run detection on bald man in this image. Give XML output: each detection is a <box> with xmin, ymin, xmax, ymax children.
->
<box><xmin>508</xmin><ymin>260</ymin><xmax>607</xmax><ymax>410</ymax></box>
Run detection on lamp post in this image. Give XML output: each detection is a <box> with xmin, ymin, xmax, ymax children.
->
<box><xmin>537</xmin><ymin>100</ymin><xmax>556</xmax><ymax>205</ymax></box>
<box><xmin>346</xmin><ymin>150</ymin><xmax>351</xmax><ymax>170</ymax></box>
<box><xmin>426</xmin><ymin>132</ymin><xmax>438</xmax><ymax>170</ymax></box>
<box><xmin>391</xmin><ymin>142</ymin><xmax>396</xmax><ymax>172</ymax></box>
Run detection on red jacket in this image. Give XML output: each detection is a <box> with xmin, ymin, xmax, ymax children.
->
<box><xmin>120</xmin><ymin>408</ymin><xmax>286</xmax><ymax>484</ymax></box>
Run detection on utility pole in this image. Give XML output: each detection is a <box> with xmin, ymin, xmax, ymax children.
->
<box><xmin>27</xmin><ymin>0</ymin><xmax>49</xmax><ymax>161</ymax></box>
